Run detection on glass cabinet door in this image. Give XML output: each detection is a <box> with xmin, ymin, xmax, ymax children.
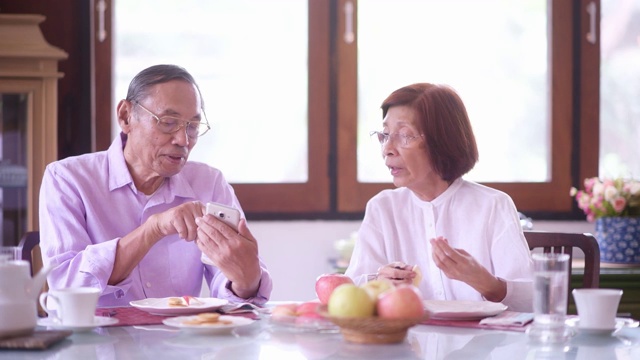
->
<box><xmin>0</xmin><ymin>93</ymin><xmax>28</xmax><ymax>246</ymax></box>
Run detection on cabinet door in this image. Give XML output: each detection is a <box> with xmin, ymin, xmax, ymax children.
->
<box><xmin>0</xmin><ymin>93</ymin><xmax>28</xmax><ymax>245</ymax></box>
<box><xmin>0</xmin><ymin>0</ymin><xmax>112</xmax><ymax>155</ymax></box>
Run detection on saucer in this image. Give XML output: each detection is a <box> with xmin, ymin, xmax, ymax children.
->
<box><xmin>565</xmin><ymin>317</ymin><xmax>639</xmax><ymax>335</ymax></box>
<box><xmin>37</xmin><ymin>316</ymin><xmax>119</xmax><ymax>332</ymax></box>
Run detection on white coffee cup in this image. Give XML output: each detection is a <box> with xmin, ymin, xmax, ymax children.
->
<box><xmin>39</xmin><ymin>287</ymin><xmax>100</xmax><ymax>326</ymax></box>
<box><xmin>572</xmin><ymin>288</ymin><xmax>623</xmax><ymax>329</ymax></box>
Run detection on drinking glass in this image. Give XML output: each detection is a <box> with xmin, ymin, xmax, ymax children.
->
<box><xmin>0</xmin><ymin>246</ymin><xmax>20</xmax><ymax>263</ymax></box>
<box><xmin>526</xmin><ymin>253</ymin><xmax>572</xmax><ymax>344</ymax></box>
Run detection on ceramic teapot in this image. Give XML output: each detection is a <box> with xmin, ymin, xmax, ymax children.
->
<box><xmin>0</xmin><ymin>258</ymin><xmax>52</xmax><ymax>338</ymax></box>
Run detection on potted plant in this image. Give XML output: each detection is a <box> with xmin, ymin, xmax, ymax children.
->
<box><xmin>570</xmin><ymin>177</ymin><xmax>640</xmax><ymax>264</ymax></box>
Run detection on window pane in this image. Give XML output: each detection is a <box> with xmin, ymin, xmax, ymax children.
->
<box><xmin>600</xmin><ymin>0</ymin><xmax>640</xmax><ymax>178</ymax></box>
<box><xmin>114</xmin><ymin>0</ymin><xmax>308</xmax><ymax>183</ymax></box>
<box><xmin>356</xmin><ymin>0</ymin><xmax>549</xmax><ymax>183</ymax></box>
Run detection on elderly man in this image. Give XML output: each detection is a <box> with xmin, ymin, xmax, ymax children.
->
<box><xmin>39</xmin><ymin>64</ymin><xmax>272</xmax><ymax>306</ymax></box>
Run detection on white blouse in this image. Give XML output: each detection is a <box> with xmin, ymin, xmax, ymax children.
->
<box><xmin>345</xmin><ymin>178</ymin><xmax>533</xmax><ymax>312</ymax></box>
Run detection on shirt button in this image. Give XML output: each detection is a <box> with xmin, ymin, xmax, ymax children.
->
<box><xmin>146</xmin><ymin>282</ymin><xmax>152</xmax><ymax>288</ymax></box>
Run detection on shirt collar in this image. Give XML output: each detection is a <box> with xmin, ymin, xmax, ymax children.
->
<box><xmin>106</xmin><ymin>132</ymin><xmax>197</xmax><ymax>200</ymax></box>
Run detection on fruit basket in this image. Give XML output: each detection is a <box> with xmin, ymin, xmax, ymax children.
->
<box><xmin>323</xmin><ymin>315</ymin><xmax>425</xmax><ymax>344</ymax></box>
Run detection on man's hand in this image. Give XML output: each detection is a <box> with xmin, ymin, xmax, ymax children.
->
<box><xmin>149</xmin><ymin>201</ymin><xmax>205</xmax><ymax>241</ymax></box>
<box><xmin>109</xmin><ymin>201</ymin><xmax>205</xmax><ymax>285</ymax></box>
<box><xmin>195</xmin><ymin>216</ymin><xmax>261</xmax><ymax>299</ymax></box>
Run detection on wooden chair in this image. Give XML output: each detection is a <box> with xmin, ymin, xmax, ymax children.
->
<box><xmin>18</xmin><ymin>231</ymin><xmax>47</xmax><ymax>316</ymax></box>
<box><xmin>18</xmin><ymin>231</ymin><xmax>41</xmax><ymax>276</ymax></box>
<box><xmin>524</xmin><ymin>230</ymin><xmax>600</xmax><ymax>289</ymax></box>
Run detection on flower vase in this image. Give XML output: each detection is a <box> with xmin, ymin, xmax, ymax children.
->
<box><xmin>595</xmin><ymin>217</ymin><xmax>640</xmax><ymax>264</ymax></box>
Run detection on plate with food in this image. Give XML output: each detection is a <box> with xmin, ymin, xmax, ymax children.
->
<box><xmin>162</xmin><ymin>313</ymin><xmax>254</xmax><ymax>334</ymax></box>
<box><xmin>130</xmin><ymin>296</ymin><xmax>229</xmax><ymax>316</ymax></box>
<box><xmin>267</xmin><ymin>301</ymin><xmax>339</xmax><ymax>333</ymax></box>
<box><xmin>423</xmin><ymin>300</ymin><xmax>507</xmax><ymax>320</ymax></box>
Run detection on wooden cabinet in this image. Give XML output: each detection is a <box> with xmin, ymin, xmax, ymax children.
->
<box><xmin>0</xmin><ymin>14</ymin><xmax>67</xmax><ymax>246</ymax></box>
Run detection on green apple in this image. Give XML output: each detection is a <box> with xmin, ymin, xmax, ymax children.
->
<box><xmin>327</xmin><ymin>283</ymin><xmax>375</xmax><ymax>318</ymax></box>
<box><xmin>360</xmin><ymin>279</ymin><xmax>394</xmax><ymax>302</ymax></box>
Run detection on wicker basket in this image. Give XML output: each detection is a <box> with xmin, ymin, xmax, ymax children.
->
<box><xmin>324</xmin><ymin>315</ymin><xmax>424</xmax><ymax>344</ymax></box>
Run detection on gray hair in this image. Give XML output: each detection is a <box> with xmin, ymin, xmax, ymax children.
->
<box><xmin>125</xmin><ymin>64</ymin><xmax>205</xmax><ymax>109</ymax></box>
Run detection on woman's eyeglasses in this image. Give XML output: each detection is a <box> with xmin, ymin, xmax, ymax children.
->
<box><xmin>369</xmin><ymin>131</ymin><xmax>423</xmax><ymax>148</ymax></box>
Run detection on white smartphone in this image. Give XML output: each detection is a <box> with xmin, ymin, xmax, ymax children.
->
<box><xmin>205</xmin><ymin>202</ymin><xmax>241</xmax><ymax>231</ymax></box>
<box><xmin>201</xmin><ymin>202</ymin><xmax>241</xmax><ymax>266</ymax></box>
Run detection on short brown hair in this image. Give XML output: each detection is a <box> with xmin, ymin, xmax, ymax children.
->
<box><xmin>381</xmin><ymin>83</ymin><xmax>478</xmax><ymax>181</ymax></box>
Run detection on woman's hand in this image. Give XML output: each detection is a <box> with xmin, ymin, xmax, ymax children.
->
<box><xmin>430</xmin><ymin>236</ymin><xmax>506</xmax><ymax>302</ymax></box>
<box><xmin>376</xmin><ymin>261</ymin><xmax>418</xmax><ymax>286</ymax></box>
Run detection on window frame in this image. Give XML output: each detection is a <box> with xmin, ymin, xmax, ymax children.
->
<box><xmin>335</xmin><ymin>0</ymin><xmax>595</xmax><ymax>217</ymax></box>
<box><xmin>96</xmin><ymin>0</ymin><xmax>599</xmax><ymax>219</ymax></box>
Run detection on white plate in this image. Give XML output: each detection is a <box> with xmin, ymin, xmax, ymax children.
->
<box><xmin>162</xmin><ymin>315</ymin><xmax>254</xmax><ymax>334</ymax></box>
<box><xmin>565</xmin><ymin>317</ymin><xmax>640</xmax><ymax>335</ymax></box>
<box><xmin>37</xmin><ymin>316</ymin><xmax>119</xmax><ymax>332</ymax></box>
<box><xmin>267</xmin><ymin>314</ymin><xmax>340</xmax><ymax>333</ymax></box>
<box><xmin>423</xmin><ymin>300</ymin><xmax>508</xmax><ymax>320</ymax></box>
<box><xmin>130</xmin><ymin>297</ymin><xmax>229</xmax><ymax>316</ymax></box>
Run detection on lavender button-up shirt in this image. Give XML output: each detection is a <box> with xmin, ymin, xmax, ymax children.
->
<box><xmin>39</xmin><ymin>133</ymin><xmax>272</xmax><ymax>307</ymax></box>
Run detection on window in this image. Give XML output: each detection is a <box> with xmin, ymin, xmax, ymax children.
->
<box><xmin>599</xmin><ymin>0</ymin><xmax>640</xmax><ymax>179</ymax></box>
<box><xmin>113</xmin><ymin>1</ymin><xmax>604</xmax><ymax>218</ymax></box>
<box><xmin>114</xmin><ymin>0</ymin><xmax>330</xmax><ymax>213</ymax></box>
<box><xmin>335</xmin><ymin>0</ymin><xmax>576</xmax><ymax>214</ymax></box>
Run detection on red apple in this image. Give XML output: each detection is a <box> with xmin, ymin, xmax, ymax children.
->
<box><xmin>295</xmin><ymin>311</ymin><xmax>324</xmax><ymax>326</ymax></box>
<box><xmin>296</xmin><ymin>300</ymin><xmax>321</xmax><ymax>316</ymax></box>
<box><xmin>376</xmin><ymin>285</ymin><xmax>425</xmax><ymax>319</ymax></box>
<box><xmin>315</xmin><ymin>273</ymin><xmax>354</xmax><ymax>305</ymax></box>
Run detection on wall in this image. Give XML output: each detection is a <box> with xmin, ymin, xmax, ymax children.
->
<box><xmin>249</xmin><ymin>220</ymin><xmax>596</xmax><ymax>301</ymax></box>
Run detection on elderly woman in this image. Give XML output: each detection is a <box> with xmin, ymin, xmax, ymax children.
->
<box><xmin>345</xmin><ymin>83</ymin><xmax>533</xmax><ymax>312</ymax></box>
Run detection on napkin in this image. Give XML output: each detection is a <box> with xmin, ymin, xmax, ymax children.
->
<box><xmin>217</xmin><ymin>302</ymin><xmax>265</xmax><ymax>320</ymax></box>
<box><xmin>97</xmin><ymin>307</ymin><xmax>168</xmax><ymax>326</ymax></box>
<box><xmin>479</xmin><ymin>311</ymin><xmax>534</xmax><ymax>327</ymax></box>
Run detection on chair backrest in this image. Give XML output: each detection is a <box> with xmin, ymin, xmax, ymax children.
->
<box><xmin>18</xmin><ymin>231</ymin><xmax>41</xmax><ymax>276</ymax></box>
<box><xmin>18</xmin><ymin>231</ymin><xmax>47</xmax><ymax>316</ymax></box>
<box><xmin>524</xmin><ymin>230</ymin><xmax>600</xmax><ymax>289</ymax></box>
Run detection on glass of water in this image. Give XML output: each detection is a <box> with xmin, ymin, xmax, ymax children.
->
<box><xmin>526</xmin><ymin>252</ymin><xmax>572</xmax><ymax>344</ymax></box>
<box><xmin>0</xmin><ymin>246</ymin><xmax>20</xmax><ymax>263</ymax></box>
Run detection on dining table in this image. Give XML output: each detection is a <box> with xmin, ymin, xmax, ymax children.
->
<box><xmin>0</xmin><ymin>303</ymin><xmax>638</xmax><ymax>360</ymax></box>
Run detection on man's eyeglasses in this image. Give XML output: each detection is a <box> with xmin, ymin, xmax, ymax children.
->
<box><xmin>135</xmin><ymin>102</ymin><xmax>211</xmax><ymax>138</ymax></box>
<box><xmin>369</xmin><ymin>131</ymin><xmax>423</xmax><ymax>148</ymax></box>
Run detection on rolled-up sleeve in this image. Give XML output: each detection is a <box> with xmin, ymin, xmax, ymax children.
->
<box><xmin>206</xmin><ymin>259</ymin><xmax>272</xmax><ymax>305</ymax></box>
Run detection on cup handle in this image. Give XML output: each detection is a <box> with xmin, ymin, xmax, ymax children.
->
<box><xmin>38</xmin><ymin>292</ymin><xmax>61</xmax><ymax>322</ymax></box>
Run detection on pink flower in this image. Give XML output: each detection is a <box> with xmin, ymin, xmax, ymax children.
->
<box><xmin>569</xmin><ymin>187</ymin><xmax>578</xmax><ymax>197</ymax></box>
<box><xmin>612</xmin><ymin>196</ymin><xmax>627</xmax><ymax>213</ymax></box>
<box><xmin>584</xmin><ymin>177</ymin><xmax>597</xmax><ymax>192</ymax></box>
<box><xmin>603</xmin><ymin>184</ymin><xmax>618</xmax><ymax>201</ymax></box>
<box><xmin>570</xmin><ymin>177</ymin><xmax>640</xmax><ymax>221</ymax></box>
<box><xmin>592</xmin><ymin>182</ymin><xmax>605</xmax><ymax>197</ymax></box>
<box><xmin>627</xmin><ymin>182</ymin><xmax>640</xmax><ymax>195</ymax></box>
